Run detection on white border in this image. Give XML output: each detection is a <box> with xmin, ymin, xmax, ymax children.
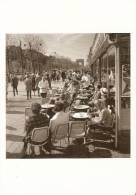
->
<box><xmin>0</xmin><ymin>0</ymin><xmax>136</xmax><ymax>195</ymax></box>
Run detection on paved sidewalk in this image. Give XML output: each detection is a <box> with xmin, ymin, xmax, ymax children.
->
<box><xmin>6</xmin><ymin>80</ymin><xmax>64</xmax><ymax>158</ymax></box>
<box><xmin>6</xmin><ymin>81</ymin><xmax>130</xmax><ymax>158</ymax></box>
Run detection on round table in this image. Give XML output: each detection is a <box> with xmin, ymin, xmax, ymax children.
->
<box><xmin>76</xmin><ymin>95</ymin><xmax>89</xmax><ymax>104</ymax></box>
<box><xmin>76</xmin><ymin>95</ymin><xmax>88</xmax><ymax>100</ymax></box>
<box><xmin>73</xmin><ymin>105</ymin><xmax>89</xmax><ymax>112</ymax></box>
<box><xmin>71</xmin><ymin>112</ymin><xmax>91</xmax><ymax>120</ymax></box>
<box><xmin>41</xmin><ymin>103</ymin><xmax>55</xmax><ymax>109</ymax></box>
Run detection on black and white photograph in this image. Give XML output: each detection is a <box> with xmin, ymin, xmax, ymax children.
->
<box><xmin>6</xmin><ymin>33</ymin><xmax>130</xmax><ymax>158</ymax></box>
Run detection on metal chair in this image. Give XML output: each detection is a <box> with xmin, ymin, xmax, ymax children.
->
<box><xmin>69</xmin><ymin>121</ymin><xmax>87</xmax><ymax>144</ymax></box>
<box><xmin>26</xmin><ymin>126</ymin><xmax>49</xmax><ymax>156</ymax></box>
<box><xmin>51</xmin><ymin>123</ymin><xmax>69</xmax><ymax>147</ymax></box>
<box><xmin>91</xmin><ymin>113</ymin><xmax>116</xmax><ymax>144</ymax></box>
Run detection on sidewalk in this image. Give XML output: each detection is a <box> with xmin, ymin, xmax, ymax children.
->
<box><xmin>6</xmin><ymin>81</ymin><xmax>130</xmax><ymax>158</ymax></box>
<box><xmin>6</xmin><ymin>80</ymin><xmax>64</xmax><ymax>158</ymax></box>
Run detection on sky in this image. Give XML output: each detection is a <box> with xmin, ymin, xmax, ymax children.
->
<box><xmin>7</xmin><ymin>33</ymin><xmax>95</xmax><ymax>63</ymax></box>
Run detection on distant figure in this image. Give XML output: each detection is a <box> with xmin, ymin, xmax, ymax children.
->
<box><xmin>31</xmin><ymin>74</ymin><xmax>36</xmax><ymax>96</ymax></box>
<box><xmin>47</xmin><ymin>73</ymin><xmax>52</xmax><ymax>89</ymax></box>
<box><xmin>61</xmin><ymin>71</ymin><xmax>66</xmax><ymax>82</ymax></box>
<box><xmin>81</xmin><ymin>72</ymin><xmax>90</xmax><ymax>88</ymax></box>
<box><xmin>38</xmin><ymin>76</ymin><xmax>50</xmax><ymax>104</ymax></box>
<box><xmin>11</xmin><ymin>74</ymin><xmax>19</xmax><ymax>96</ymax></box>
<box><xmin>35</xmin><ymin>74</ymin><xmax>41</xmax><ymax>96</ymax></box>
<box><xmin>24</xmin><ymin>75</ymin><xmax>32</xmax><ymax>100</ymax></box>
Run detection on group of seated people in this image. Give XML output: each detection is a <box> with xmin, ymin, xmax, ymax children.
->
<box><xmin>24</xmin><ymin>77</ymin><xmax>115</xmax><ymax>155</ymax></box>
<box><xmin>24</xmin><ymin>100</ymin><xmax>69</xmax><ymax>155</ymax></box>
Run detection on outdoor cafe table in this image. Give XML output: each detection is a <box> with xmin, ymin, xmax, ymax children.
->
<box><xmin>41</xmin><ymin>103</ymin><xmax>55</xmax><ymax>109</ymax></box>
<box><xmin>73</xmin><ymin>105</ymin><xmax>89</xmax><ymax>112</ymax></box>
<box><xmin>71</xmin><ymin>112</ymin><xmax>91</xmax><ymax>121</ymax></box>
<box><xmin>76</xmin><ymin>95</ymin><xmax>89</xmax><ymax>104</ymax></box>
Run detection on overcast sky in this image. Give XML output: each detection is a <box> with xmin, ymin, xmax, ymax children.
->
<box><xmin>7</xmin><ymin>33</ymin><xmax>95</xmax><ymax>63</ymax></box>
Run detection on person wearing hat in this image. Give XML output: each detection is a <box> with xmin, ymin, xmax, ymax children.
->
<box><xmin>25</xmin><ymin>103</ymin><xmax>49</xmax><ymax>136</ymax></box>
<box><xmin>24</xmin><ymin>103</ymin><xmax>50</xmax><ymax>155</ymax></box>
<box><xmin>49</xmin><ymin>101</ymin><xmax>69</xmax><ymax>134</ymax></box>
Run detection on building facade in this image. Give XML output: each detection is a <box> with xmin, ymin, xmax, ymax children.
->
<box><xmin>88</xmin><ymin>33</ymin><xmax>130</xmax><ymax>148</ymax></box>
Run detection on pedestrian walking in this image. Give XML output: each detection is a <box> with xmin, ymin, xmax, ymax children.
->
<box><xmin>61</xmin><ymin>71</ymin><xmax>66</xmax><ymax>82</ymax></box>
<box><xmin>11</xmin><ymin>74</ymin><xmax>19</xmax><ymax>96</ymax></box>
<box><xmin>31</xmin><ymin>74</ymin><xmax>36</xmax><ymax>96</ymax></box>
<box><xmin>24</xmin><ymin>75</ymin><xmax>32</xmax><ymax>100</ymax></box>
<box><xmin>35</xmin><ymin>73</ymin><xmax>41</xmax><ymax>96</ymax></box>
<box><xmin>47</xmin><ymin>73</ymin><xmax>52</xmax><ymax>89</ymax></box>
<box><xmin>38</xmin><ymin>76</ymin><xmax>50</xmax><ymax>104</ymax></box>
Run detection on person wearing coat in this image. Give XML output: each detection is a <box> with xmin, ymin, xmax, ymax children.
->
<box><xmin>11</xmin><ymin>74</ymin><xmax>19</xmax><ymax>96</ymax></box>
<box><xmin>24</xmin><ymin>75</ymin><xmax>32</xmax><ymax>100</ymax></box>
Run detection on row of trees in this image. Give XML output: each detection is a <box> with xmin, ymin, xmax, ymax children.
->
<box><xmin>6</xmin><ymin>34</ymin><xmax>82</xmax><ymax>74</ymax></box>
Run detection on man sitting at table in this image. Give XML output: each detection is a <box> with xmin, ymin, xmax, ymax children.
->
<box><xmin>49</xmin><ymin>101</ymin><xmax>69</xmax><ymax>134</ymax></box>
<box><xmin>89</xmin><ymin>84</ymin><xmax>101</xmax><ymax>105</ymax></box>
<box><xmin>24</xmin><ymin>103</ymin><xmax>50</xmax><ymax>155</ymax></box>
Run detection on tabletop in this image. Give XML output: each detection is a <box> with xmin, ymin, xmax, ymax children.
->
<box><xmin>74</xmin><ymin>105</ymin><xmax>89</xmax><ymax>110</ymax></box>
<box><xmin>41</xmin><ymin>103</ymin><xmax>55</xmax><ymax>109</ymax></box>
<box><xmin>76</xmin><ymin>95</ymin><xmax>88</xmax><ymax>100</ymax></box>
<box><xmin>71</xmin><ymin>112</ymin><xmax>91</xmax><ymax>119</ymax></box>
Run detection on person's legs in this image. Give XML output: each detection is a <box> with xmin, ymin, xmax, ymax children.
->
<box><xmin>15</xmin><ymin>86</ymin><xmax>18</xmax><ymax>95</ymax></box>
<box><xmin>27</xmin><ymin>90</ymin><xmax>29</xmax><ymax>100</ymax></box>
<box><xmin>38</xmin><ymin>88</ymin><xmax>40</xmax><ymax>96</ymax></box>
<box><xmin>30</xmin><ymin>90</ymin><xmax>32</xmax><ymax>99</ymax></box>
<box><xmin>41</xmin><ymin>93</ymin><xmax>47</xmax><ymax>104</ymax></box>
<box><xmin>13</xmin><ymin>87</ymin><xmax>15</xmax><ymax>96</ymax></box>
<box><xmin>33</xmin><ymin>90</ymin><xmax>35</xmax><ymax>96</ymax></box>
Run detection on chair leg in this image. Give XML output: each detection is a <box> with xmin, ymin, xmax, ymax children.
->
<box><xmin>93</xmin><ymin>127</ymin><xmax>95</xmax><ymax>149</ymax></box>
<box><xmin>34</xmin><ymin>146</ymin><xmax>40</xmax><ymax>156</ymax></box>
<box><xmin>26</xmin><ymin>143</ymin><xmax>32</xmax><ymax>156</ymax></box>
<box><xmin>60</xmin><ymin>139</ymin><xmax>61</xmax><ymax>147</ymax></box>
<box><xmin>83</xmin><ymin>136</ymin><xmax>86</xmax><ymax>144</ymax></box>
<box><xmin>41</xmin><ymin>146</ymin><xmax>50</xmax><ymax>155</ymax></box>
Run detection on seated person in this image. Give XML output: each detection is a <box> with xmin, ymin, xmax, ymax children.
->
<box><xmin>89</xmin><ymin>99</ymin><xmax>113</xmax><ymax>129</ymax></box>
<box><xmin>88</xmin><ymin>102</ymin><xmax>97</xmax><ymax>113</ymax></box>
<box><xmin>89</xmin><ymin>84</ymin><xmax>101</xmax><ymax>102</ymax></box>
<box><xmin>47</xmin><ymin>99</ymin><xmax>56</xmax><ymax>119</ymax></box>
<box><xmin>25</xmin><ymin>103</ymin><xmax>49</xmax><ymax>137</ymax></box>
<box><xmin>60</xmin><ymin>93</ymin><xmax>70</xmax><ymax>112</ymax></box>
<box><xmin>100</xmin><ymin>82</ymin><xmax>108</xmax><ymax>100</ymax></box>
<box><xmin>24</xmin><ymin>103</ymin><xmax>50</xmax><ymax>155</ymax></box>
<box><xmin>49</xmin><ymin>101</ymin><xmax>69</xmax><ymax>135</ymax></box>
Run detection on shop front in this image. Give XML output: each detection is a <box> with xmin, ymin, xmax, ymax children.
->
<box><xmin>88</xmin><ymin>33</ymin><xmax>130</xmax><ymax>148</ymax></box>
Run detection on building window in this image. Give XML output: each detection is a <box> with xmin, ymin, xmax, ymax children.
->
<box><xmin>120</xmin><ymin>38</ymin><xmax>130</xmax><ymax>109</ymax></box>
<box><xmin>107</xmin><ymin>47</ymin><xmax>116</xmax><ymax>88</ymax></box>
<box><xmin>101</xmin><ymin>53</ymin><xmax>108</xmax><ymax>86</ymax></box>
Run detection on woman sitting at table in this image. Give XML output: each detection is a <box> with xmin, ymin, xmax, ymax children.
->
<box><xmin>49</xmin><ymin>101</ymin><xmax>69</xmax><ymax>134</ymax></box>
<box><xmin>90</xmin><ymin>99</ymin><xmax>114</xmax><ymax>129</ymax></box>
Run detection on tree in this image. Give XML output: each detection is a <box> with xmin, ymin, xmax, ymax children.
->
<box><xmin>23</xmin><ymin>34</ymin><xmax>46</xmax><ymax>73</ymax></box>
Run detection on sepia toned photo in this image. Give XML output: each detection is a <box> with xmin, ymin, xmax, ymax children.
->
<box><xmin>6</xmin><ymin>33</ymin><xmax>130</xmax><ymax>158</ymax></box>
